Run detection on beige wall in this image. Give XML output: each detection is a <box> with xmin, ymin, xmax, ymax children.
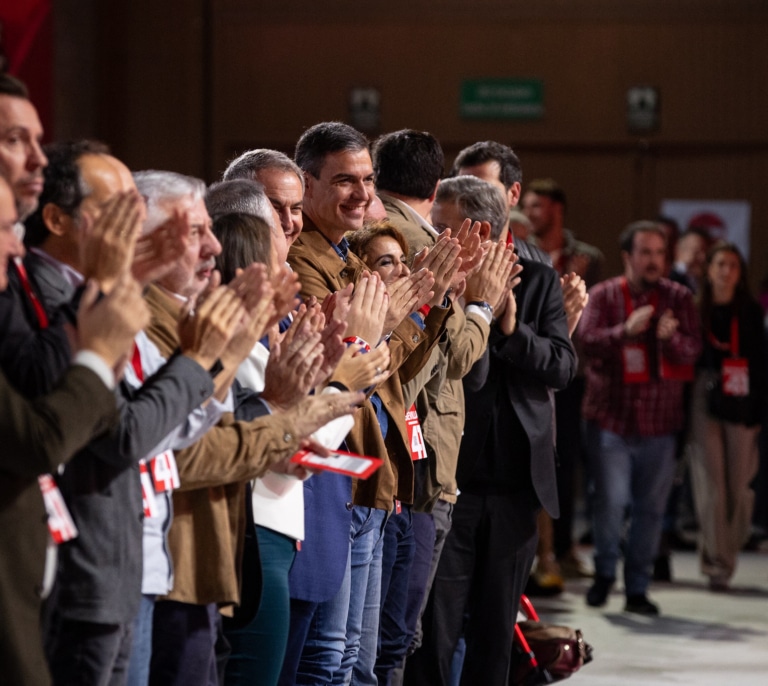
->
<box><xmin>55</xmin><ymin>0</ymin><xmax>768</xmax><ymax>284</ymax></box>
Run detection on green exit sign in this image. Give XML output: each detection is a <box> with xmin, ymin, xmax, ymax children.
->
<box><xmin>460</xmin><ymin>79</ymin><xmax>544</xmax><ymax>119</ymax></box>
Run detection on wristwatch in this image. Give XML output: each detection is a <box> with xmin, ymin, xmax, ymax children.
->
<box><xmin>466</xmin><ymin>300</ymin><xmax>494</xmax><ymax>316</ymax></box>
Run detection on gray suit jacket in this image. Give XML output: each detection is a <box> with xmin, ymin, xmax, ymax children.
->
<box><xmin>28</xmin><ymin>255</ymin><xmax>216</xmax><ymax>625</ymax></box>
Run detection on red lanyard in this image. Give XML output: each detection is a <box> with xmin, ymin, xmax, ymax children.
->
<box><xmin>707</xmin><ymin>316</ymin><xmax>739</xmax><ymax>358</ymax></box>
<box><xmin>13</xmin><ymin>259</ymin><xmax>49</xmax><ymax>329</ymax></box>
<box><xmin>131</xmin><ymin>343</ymin><xmax>144</xmax><ymax>382</ymax></box>
<box><xmin>620</xmin><ymin>277</ymin><xmax>658</xmax><ymax>319</ymax></box>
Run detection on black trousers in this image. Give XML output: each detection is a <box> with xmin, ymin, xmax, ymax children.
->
<box><xmin>48</xmin><ymin>617</ymin><xmax>133</xmax><ymax>686</ymax></box>
<box><xmin>406</xmin><ymin>490</ymin><xmax>539</xmax><ymax>686</ymax></box>
<box><xmin>150</xmin><ymin>600</ymin><xmax>222</xmax><ymax>686</ymax></box>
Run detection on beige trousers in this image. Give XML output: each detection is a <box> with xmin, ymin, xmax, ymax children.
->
<box><xmin>688</xmin><ymin>371</ymin><xmax>760</xmax><ymax>581</ymax></box>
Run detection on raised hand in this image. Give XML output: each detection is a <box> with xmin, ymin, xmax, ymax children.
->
<box><xmin>269</xmin><ymin>265</ymin><xmax>301</xmax><ymax>327</ymax></box>
<box><xmin>219</xmin><ymin>276</ymin><xmax>276</xmax><ymax>369</ymax></box>
<box><xmin>383</xmin><ymin>269</ymin><xmax>435</xmax><ymax>332</ymax></box>
<box><xmin>80</xmin><ymin>190</ymin><xmax>144</xmax><ymax>293</ymax></box>
<box><xmin>496</xmin><ymin>288</ymin><xmax>518</xmax><ymax>336</ymax></box>
<box><xmin>414</xmin><ymin>233</ymin><xmax>462</xmax><ymax>307</ymax></box>
<box><xmin>261</xmin><ymin>328</ymin><xmax>326</xmax><ymax>411</ymax></box>
<box><xmin>227</xmin><ymin>263</ymin><xmax>272</xmax><ymax>314</ymax></box>
<box><xmin>656</xmin><ymin>309</ymin><xmax>679</xmax><ymax>341</ymax></box>
<box><xmin>345</xmin><ymin>272</ymin><xmax>389</xmax><ymax>345</ymax></box>
<box><xmin>132</xmin><ymin>207</ymin><xmax>190</xmax><ymax>286</ymax></box>
<box><xmin>560</xmin><ymin>272</ymin><xmax>589</xmax><ymax>337</ymax></box>
<box><xmin>321</xmin><ymin>282</ymin><xmax>354</xmax><ymax>324</ymax></box>
<box><xmin>330</xmin><ymin>341</ymin><xmax>391</xmax><ymax>392</ymax></box>
<box><xmin>453</xmin><ymin>218</ymin><xmax>486</xmax><ymax>277</ymax></box>
<box><xmin>313</xmin><ymin>317</ymin><xmax>347</xmax><ymax>387</ymax></box>
<box><xmin>178</xmin><ymin>285</ymin><xmax>247</xmax><ymax>370</ymax></box>
<box><xmin>624</xmin><ymin>304</ymin><xmax>655</xmax><ymax>337</ymax></box>
<box><xmin>77</xmin><ymin>272</ymin><xmax>150</xmax><ymax>368</ymax></box>
<box><xmin>284</xmin><ymin>391</ymin><xmax>365</xmax><ymax>440</ymax></box>
<box><xmin>464</xmin><ymin>241</ymin><xmax>516</xmax><ymax>310</ymax></box>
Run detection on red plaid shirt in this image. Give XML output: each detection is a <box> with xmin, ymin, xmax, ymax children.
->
<box><xmin>577</xmin><ymin>276</ymin><xmax>701</xmax><ymax>437</ymax></box>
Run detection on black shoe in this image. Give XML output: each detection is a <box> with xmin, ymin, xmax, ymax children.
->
<box><xmin>653</xmin><ymin>554</ymin><xmax>672</xmax><ymax>582</ymax></box>
<box><xmin>624</xmin><ymin>594</ymin><xmax>660</xmax><ymax>616</ymax></box>
<box><xmin>586</xmin><ymin>576</ymin><xmax>614</xmax><ymax>607</ymax></box>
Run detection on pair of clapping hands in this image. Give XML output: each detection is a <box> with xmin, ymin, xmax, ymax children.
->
<box><xmin>73</xmin><ymin>190</ymin><xmax>187</xmax><ymax>374</ymax></box>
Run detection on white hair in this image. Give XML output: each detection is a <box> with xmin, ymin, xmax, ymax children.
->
<box><xmin>133</xmin><ymin>170</ymin><xmax>206</xmax><ymax>234</ymax></box>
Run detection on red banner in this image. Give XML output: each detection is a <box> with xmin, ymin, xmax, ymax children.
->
<box><xmin>0</xmin><ymin>0</ymin><xmax>53</xmax><ymax>135</ymax></box>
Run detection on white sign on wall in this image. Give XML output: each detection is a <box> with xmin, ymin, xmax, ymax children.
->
<box><xmin>659</xmin><ymin>199</ymin><xmax>751</xmax><ymax>261</ymax></box>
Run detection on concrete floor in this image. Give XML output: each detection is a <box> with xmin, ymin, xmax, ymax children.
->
<box><xmin>530</xmin><ymin>549</ymin><xmax>768</xmax><ymax>685</ymax></box>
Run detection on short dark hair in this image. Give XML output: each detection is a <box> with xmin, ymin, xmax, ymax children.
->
<box><xmin>24</xmin><ymin>139</ymin><xmax>110</xmax><ymax>247</ymax></box>
<box><xmin>436</xmin><ymin>176</ymin><xmax>508</xmax><ymax>241</ymax></box>
<box><xmin>372</xmin><ymin>129</ymin><xmax>444</xmax><ymax>200</ymax></box>
<box><xmin>525</xmin><ymin>178</ymin><xmax>566</xmax><ymax>209</ymax></box>
<box><xmin>619</xmin><ymin>220</ymin><xmax>667</xmax><ymax>254</ymax></box>
<box><xmin>295</xmin><ymin>122</ymin><xmax>369</xmax><ymax>179</ymax></box>
<box><xmin>452</xmin><ymin>141</ymin><xmax>522</xmax><ymax>189</ymax></box>
<box><xmin>213</xmin><ymin>212</ymin><xmax>273</xmax><ymax>283</ymax></box>
<box><xmin>0</xmin><ymin>73</ymin><xmax>29</xmax><ymax>98</ymax></box>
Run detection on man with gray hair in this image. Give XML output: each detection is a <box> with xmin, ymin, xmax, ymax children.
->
<box><xmin>410</xmin><ymin>175</ymin><xmax>575</xmax><ymax>686</ymax></box>
<box><xmin>205</xmin><ymin>178</ymin><xmax>288</xmax><ymax>265</ymax></box>
<box><xmin>432</xmin><ymin>175</ymin><xmax>508</xmax><ymax>242</ymax></box>
<box><xmin>223</xmin><ymin>149</ymin><xmax>304</xmax><ymax>246</ymax></box>
<box><xmin>135</xmin><ymin>168</ymin><xmax>362</xmax><ymax>686</ymax></box>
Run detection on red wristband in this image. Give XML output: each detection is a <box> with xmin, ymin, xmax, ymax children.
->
<box><xmin>342</xmin><ymin>336</ymin><xmax>371</xmax><ymax>352</ymax></box>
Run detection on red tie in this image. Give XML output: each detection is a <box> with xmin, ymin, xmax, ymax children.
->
<box><xmin>13</xmin><ymin>259</ymin><xmax>49</xmax><ymax>329</ymax></box>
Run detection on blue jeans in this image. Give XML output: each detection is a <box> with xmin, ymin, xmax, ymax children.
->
<box><xmin>335</xmin><ymin>506</ymin><xmax>387</xmax><ymax>685</ymax></box>
<box><xmin>587</xmin><ymin>424</ymin><xmax>677</xmax><ymax>596</ymax></box>
<box><xmin>375</xmin><ymin>505</ymin><xmax>416</xmax><ymax>685</ymax></box>
<box><xmin>279</xmin><ymin>557</ymin><xmax>351</xmax><ymax>686</ymax></box>
<box><xmin>127</xmin><ymin>594</ymin><xmax>156</xmax><ymax>686</ymax></box>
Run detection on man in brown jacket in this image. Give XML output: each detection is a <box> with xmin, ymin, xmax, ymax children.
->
<box><xmin>135</xmin><ymin>170</ymin><xmax>362</xmax><ymax>686</ymax></box>
<box><xmin>288</xmin><ymin>121</ymin><xmax>464</xmax><ymax>685</ymax></box>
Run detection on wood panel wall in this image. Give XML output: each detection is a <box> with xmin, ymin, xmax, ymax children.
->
<box><xmin>54</xmin><ymin>0</ymin><xmax>768</xmax><ymax>283</ymax></box>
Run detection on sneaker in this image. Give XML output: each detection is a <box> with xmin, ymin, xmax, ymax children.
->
<box><xmin>624</xmin><ymin>594</ymin><xmax>660</xmax><ymax>615</ymax></box>
<box><xmin>586</xmin><ymin>576</ymin><xmax>614</xmax><ymax>607</ymax></box>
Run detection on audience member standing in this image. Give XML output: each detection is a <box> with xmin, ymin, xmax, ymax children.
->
<box><xmin>416</xmin><ymin>176</ymin><xmax>575</xmax><ymax>686</ymax></box>
<box><xmin>578</xmin><ymin>221</ymin><xmax>701</xmax><ymax>615</ymax></box>
<box><xmin>688</xmin><ymin>242</ymin><xmax>765</xmax><ymax>590</ymax></box>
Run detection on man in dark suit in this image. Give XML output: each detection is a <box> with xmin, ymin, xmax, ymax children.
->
<box><xmin>414</xmin><ymin>176</ymin><xmax>576</xmax><ymax>686</ymax></box>
<box><xmin>0</xmin><ymin>174</ymin><xmax>152</xmax><ymax>686</ymax></box>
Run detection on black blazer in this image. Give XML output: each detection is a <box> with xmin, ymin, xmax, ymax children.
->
<box><xmin>459</xmin><ymin>258</ymin><xmax>576</xmax><ymax>517</ymax></box>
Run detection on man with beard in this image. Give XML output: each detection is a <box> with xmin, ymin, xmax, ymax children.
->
<box><xmin>578</xmin><ymin>221</ymin><xmax>700</xmax><ymax>615</ymax></box>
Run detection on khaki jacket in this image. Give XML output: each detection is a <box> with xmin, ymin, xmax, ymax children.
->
<box><xmin>379</xmin><ymin>192</ymin><xmax>437</xmax><ymax>259</ymax></box>
<box><xmin>144</xmin><ymin>285</ymin><xmax>302</xmax><ymax>610</ymax></box>
<box><xmin>402</xmin><ymin>305</ymin><xmax>490</xmax><ymax>509</ymax></box>
<box><xmin>288</xmin><ymin>218</ymin><xmax>449</xmax><ymax>510</ymax></box>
